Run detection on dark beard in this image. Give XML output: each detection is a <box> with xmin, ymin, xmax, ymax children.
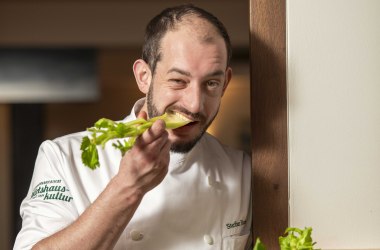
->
<box><xmin>146</xmin><ymin>83</ymin><xmax>215</xmax><ymax>153</ymax></box>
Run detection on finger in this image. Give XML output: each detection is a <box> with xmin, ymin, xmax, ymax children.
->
<box><xmin>136</xmin><ymin>129</ymin><xmax>169</xmax><ymax>156</ymax></box>
<box><xmin>160</xmin><ymin>138</ymin><xmax>171</xmax><ymax>155</ymax></box>
<box><xmin>157</xmin><ymin>140</ymin><xmax>171</xmax><ymax>168</ymax></box>
<box><xmin>152</xmin><ymin>130</ymin><xmax>170</xmax><ymax>153</ymax></box>
<box><xmin>136</xmin><ymin>120</ymin><xmax>166</xmax><ymax>146</ymax></box>
<box><xmin>137</xmin><ymin>110</ymin><xmax>148</xmax><ymax>120</ymax></box>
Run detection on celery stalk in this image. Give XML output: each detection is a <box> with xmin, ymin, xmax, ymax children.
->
<box><xmin>80</xmin><ymin>112</ymin><xmax>191</xmax><ymax>170</ymax></box>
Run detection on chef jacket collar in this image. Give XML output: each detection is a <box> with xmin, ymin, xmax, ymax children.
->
<box><xmin>122</xmin><ymin>98</ymin><xmax>145</xmax><ymax>122</ymax></box>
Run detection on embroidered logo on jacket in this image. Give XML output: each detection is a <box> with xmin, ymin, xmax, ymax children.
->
<box><xmin>31</xmin><ymin>179</ymin><xmax>73</xmax><ymax>202</ymax></box>
<box><xmin>226</xmin><ymin>219</ymin><xmax>247</xmax><ymax>230</ymax></box>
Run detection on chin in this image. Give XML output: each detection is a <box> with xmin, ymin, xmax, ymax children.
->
<box><xmin>169</xmin><ymin>130</ymin><xmax>206</xmax><ymax>153</ymax></box>
<box><xmin>170</xmin><ymin>141</ymin><xmax>198</xmax><ymax>153</ymax></box>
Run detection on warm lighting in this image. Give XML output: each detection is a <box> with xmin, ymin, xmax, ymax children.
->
<box><xmin>207</xmin><ymin>74</ymin><xmax>251</xmax><ymax>152</ymax></box>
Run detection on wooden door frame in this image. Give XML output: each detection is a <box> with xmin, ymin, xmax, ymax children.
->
<box><xmin>250</xmin><ymin>0</ymin><xmax>288</xmax><ymax>248</ymax></box>
<box><xmin>0</xmin><ymin>105</ymin><xmax>11</xmax><ymax>250</ymax></box>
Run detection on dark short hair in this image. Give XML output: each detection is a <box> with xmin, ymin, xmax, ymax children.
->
<box><xmin>142</xmin><ymin>4</ymin><xmax>232</xmax><ymax>74</ymax></box>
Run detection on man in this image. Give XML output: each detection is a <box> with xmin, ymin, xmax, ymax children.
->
<box><xmin>14</xmin><ymin>4</ymin><xmax>251</xmax><ymax>250</ymax></box>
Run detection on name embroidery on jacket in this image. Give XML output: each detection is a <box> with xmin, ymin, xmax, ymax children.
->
<box><xmin>226</xmin><ymin>219</ymin><xmax>247</xmax><ymax>230</ymax></box>
<box><xmin>31</xmin><ymin>179</ymin><xmax>73</xmax><ymax>202</ymax></box>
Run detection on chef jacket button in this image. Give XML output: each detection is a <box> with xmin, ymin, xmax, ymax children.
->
<box><xmin>130</xmin><ymin>230</ymin><xmax>143</xmax><ymax>241</ymax></box>
<box><xmin>203</xmin><ymin>234</ymin><xmax>214</xmax><ymax>245</ymax></box>
<box><xmin>207</xmin><ymin>176</ymin><xmax>215</xmax><ymax>187</ymax></box>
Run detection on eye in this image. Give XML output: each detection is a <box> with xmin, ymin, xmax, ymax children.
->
<box><xmin>206</xmin><ymin>80</ymin><xmax>221</xmax><ymax>88</ymax></box>
<box><xmin>169</xmin><ymin>79</ymin><xmax>186</xmax><ymax>84</ymax></box>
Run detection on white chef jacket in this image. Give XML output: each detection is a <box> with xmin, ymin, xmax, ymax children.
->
<box><xmin>14</xmin><ymin>99</ymin><xmax>252</xmax><ymax>250</ymax></box>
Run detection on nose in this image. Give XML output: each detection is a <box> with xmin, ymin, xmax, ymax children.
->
<box><xmin>182</xmin><ymin>82</ymin><xmax>203</xmax><ymax>114</ymax></box>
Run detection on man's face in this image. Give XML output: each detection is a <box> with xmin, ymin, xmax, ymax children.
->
<box><xmin>146</xmin><ymin>22</ymin><xmax>231</xmax><ymax>152</ymax></box>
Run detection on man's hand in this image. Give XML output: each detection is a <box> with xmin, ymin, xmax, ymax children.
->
<box><xmin>116</xmin><ymin>110</ymin><xmax>172</xmax><ymax>198</ymax></box>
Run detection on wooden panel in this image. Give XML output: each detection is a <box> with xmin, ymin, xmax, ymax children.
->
<box><xmin>250</xmin><ymin>0</ymin><xmax>288</xmax><ymax>248</ymax></box>
<box><xmin>0</xmin><ymin>104</ymin><xmax>11</xmax><ymax>250</ymax></box>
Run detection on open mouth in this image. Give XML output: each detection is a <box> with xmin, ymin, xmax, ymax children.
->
<box><xmin>170</xmin><ymin>110</ymin><xmax>202</xmax><ymax>122</ymax></box>
<box><xmin>180</xmin><ymin>121</ymin><xmax>198</xmax><ymax>127</ymax></box>
<box><xmin>165</xmin><ymin>110</ymin><xmax>203</xmax><ymax>132</ymax></box>
<box><xmin>169</xmin><ymin>111</ymin><xmax>193</xmax><ymax>122</ymax></box>
<box><xmin>157</xmin><ymin>110</ymin><xmax>192</xmax><ymax>130</ymax></box>
<box><xmin>169</xmin><ymin>111</ymin><xmax>198</xmax><ymax>130</ymax></box>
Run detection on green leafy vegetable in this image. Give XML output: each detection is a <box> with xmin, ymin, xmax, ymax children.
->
<box><xmin>253</xmin><ymin>238</ymin><xmax>266</xmax><ymax>250</ymax></box>
<box><xmin>81</xmin><ymin>111</ymin><xmax>191</xmax><ymax>170</ymax></box>
<box><xmin>279</xmin><ymin>227</ymin><xmax>318</xmax><ymax>250</ymax></box>
<box><xmin>253</xmin><ymin>227</ymin><xmax>319</xmax><ymax>250</ymax></box>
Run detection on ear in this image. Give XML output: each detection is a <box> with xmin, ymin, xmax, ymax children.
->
<box><xmin>133</xmin><ymin>59</ymin><xmax>152</xmax><ymax>94</ymax></box>
<box><xmin>222</xmin><ymin>67</ymin><xmax>232</xmax><ymax>96</ymax></box>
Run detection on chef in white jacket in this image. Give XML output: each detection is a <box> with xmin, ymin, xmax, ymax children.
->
<box><xmin>14</xmin><ymin>4</ymin><xmax>251</xmax><ymax>250</ymax></box>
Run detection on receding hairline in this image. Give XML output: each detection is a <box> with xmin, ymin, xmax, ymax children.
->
<box><xmin>157</xmin><ymin>15</ymin><xmax>229</xmax><ymax>65</ymax></box>
<box><xmin>167</xmin><ymin>14</ymin><xmax>223</xmax><ymax>43</ymax></box>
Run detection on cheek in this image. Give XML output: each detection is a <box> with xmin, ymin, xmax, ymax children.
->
<box><xmin>152</xmin><ymin>87</ymin><xmax>180</xmax><ymax>109</ymax></box>
<box><xmin>204</xmin><ymin>98</ymin><xmax>222</xmax><ymax>118</ymax></box>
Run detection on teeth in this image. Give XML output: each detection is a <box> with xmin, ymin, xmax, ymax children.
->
<box><xmin>162</xmin><ymin>111</ymin><xmax>191</xmax><ymax>129</ymax></box>
<box><xmin>173</xmin><ymin>112</ymin><xmax>192</xmax><ymax>122</ymax></box>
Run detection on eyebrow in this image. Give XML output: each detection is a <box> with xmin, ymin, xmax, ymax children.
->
<box><xmin>167</xmin><ymin>67</ymin><xmax>225</xmax><ymax>78</ymax></box>
<box><xmin>167</xmin><ymin>68</ymin><xmax>191</xmax><ymax>77</ymax></box>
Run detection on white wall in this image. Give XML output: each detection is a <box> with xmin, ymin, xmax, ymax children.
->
<box><xmin>287</xmin><ymin>0</ymin><xmax>380</xmax><ymax>249</ymax></box>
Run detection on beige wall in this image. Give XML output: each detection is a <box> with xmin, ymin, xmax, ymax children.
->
<box><xmin>287</xmin><ymin>0</ymin><xmax>380</xmax><ymax>248</ymax></box>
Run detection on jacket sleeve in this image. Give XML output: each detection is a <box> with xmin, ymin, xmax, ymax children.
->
<box><xmin>13</xmin><ymin>140</ymin><xmax>79</xmax><ymax>250</ymax></box>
